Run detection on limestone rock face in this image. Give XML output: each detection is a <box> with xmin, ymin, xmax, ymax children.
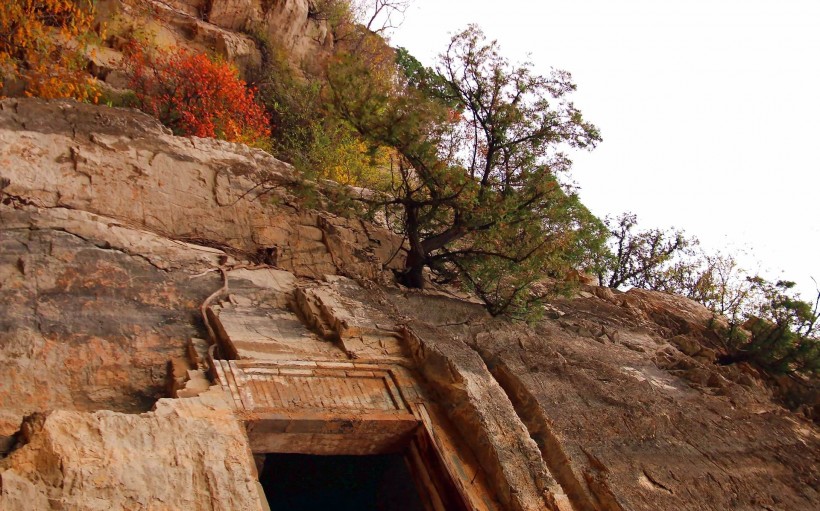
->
<box><xmin>0</xmin><ymin>404</ymin><xmax>264</xmax><ymax>511</ymax></box>
<box><xmin>0</xmin><ymin>99</ymin><xmax>402</xmax><ymax>279</ymax></box>
<box><xmin>83</xmin><ymin>0</ymin><xmax>330</xmax><ymax>92</ymax></box>
<box><xmin>0</xmin><ymin>209</ymin><xmax>221</xmax><ymax>441</ymax></box>
<box><xmin>126</xmin><ymin>0</ymin><xmax>331</xmax><ymax>71</ymax></box>
<box><xmin>0</xmin><ymin>99</ymin><xmax>817</xmax><ymax>510</ymax></box>
<box><xmin>0</xmin><ymin>98</ymin><xmax>402</xmax><ymax>446</ymax></box>
<box><xmin>208</xmin><ymin>0</ymin><xmax>332</xmax><ymax>62</ymax></box>
<box><xmin>383</xmin><ymin>288</ymin><xmax>820</xmax><ymax>511</ymax></box>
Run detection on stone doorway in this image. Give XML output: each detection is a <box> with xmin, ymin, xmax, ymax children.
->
<box><xmin>216</xmin><ymin>358</ymin><xmax>473</xmax><ymax>511</ymax></box>
<box><xmin>197</xmin><ymin>271</ymin><xmax>498</xmax><ymax>511</ymax></box>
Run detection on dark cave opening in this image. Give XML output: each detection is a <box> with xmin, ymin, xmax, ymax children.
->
<box><xmin>259</xmin><ymin>453</ymin><xmax>426</xmax><ymax>511</ymax></box>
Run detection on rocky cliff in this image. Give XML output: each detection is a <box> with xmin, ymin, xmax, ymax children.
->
<box><xmin>0</xmin><ymin>99</ymin><xmax>817</xmax><ymax>510</ymax></box>
<box><xmin>66</xmin><ymin>0</ymin><xmax>331</xmax><ymax>101</ymax></box>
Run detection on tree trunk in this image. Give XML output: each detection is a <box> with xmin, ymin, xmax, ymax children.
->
<box><xmin>401</xmin><ymin>249</ymin><xmax>426</xmax><ymax>288</ymax></box>
<box><xmin>400</xmin><ymin>204</ymin><xmax>426</xmax><ymax>288</ymax></box>
<box><xmin>398</xmin><ymin>205</ymin><xmax>469</xmax><ymax>289</ymax></box>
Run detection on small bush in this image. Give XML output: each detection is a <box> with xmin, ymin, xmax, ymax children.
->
<box><xmin>257</xmin><ymin>41</ymin><xmax>392</xmax><ymax>188</ymax></box>
<box><xmin>718</xmin><ymin>278</ymin><xmax>819</xmax><ymax>377</ymax></box>
<box><xmin>124</xmin><ymin>44</ymin><xmax>270</xmax><ymax>149</ymax></box>
<box><xmin>0</xmin><ymin>0</ymin><xmax>100</xmax><ymax>101</ymax></box>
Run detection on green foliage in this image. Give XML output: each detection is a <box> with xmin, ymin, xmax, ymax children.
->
<box><xmin>97</xmin><ymin>87</ymin><xmax>139</xmax><ymax>109</ymax></box>
<box><xmin>256</xmin><ymin>18</ymin><xmax>607</xmax><ymax>317</ymax></box>
<box><xmin>455</xmin><ymin>190</ymin><xmax>608</xmax><ymax>319</ymax></box>
<box><xmin>660</xmin><ymin>250</ymin><xmax>759</xmax><ymax>324</ymax></box>
<box><xmin>595</xmin><ymin>212</ymin><xmax>696</xmax><ymax>289</ymax></box>
<box><xmin>394</xmin><ymin>46</ymin><xmax>457</xmax><ymax>108</ymax></box>
<box><xmin>257</xmin><ymin>38</ymin><xmax>393</xmax><ymax>189</ymax></box>
<box><xmin>328</xmin><ymin>25</ymin><xmax>605</xmax><ymax>315</ymax></box>
<box><xmin>722</xmin><ymin>278</ymin><xmax>820</xmax><ymax>376</ymax></box>
<box><xmin>257</xmin><ymin>43</ymin><xmax>322</xmax><ymax>164</ymax></box>
<box><xmin>596</xmin><ymin>213</ymin><xmax>819</xmax><ymax>377</ymax></box>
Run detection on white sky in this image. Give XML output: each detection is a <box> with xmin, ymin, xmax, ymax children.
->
<box><xmin>390</xmin><ymin>0</ymin><xmax>820</xmax><ymax>299</ymax></box>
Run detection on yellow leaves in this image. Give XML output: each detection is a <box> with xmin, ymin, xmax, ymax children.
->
<box><xmin>314</xmin><ymin>129</ymin><xmax>393</xmax><ymax>188</ymax></box>
<box><xmin>0</xmin><ymin>0</ymin><xmax>99</xmax><ymax>102</ymax></box>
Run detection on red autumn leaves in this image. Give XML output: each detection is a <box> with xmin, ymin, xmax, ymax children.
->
<box><xmin>125</xmin><ymin>43</ymin><xmax>270</xmax><ymax>148</ymax></box>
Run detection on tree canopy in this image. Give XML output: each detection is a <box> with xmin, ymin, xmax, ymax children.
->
<box><xmin>327</xmin><ymin>25</ymin><xmax>605</xmax><ymax>315</ymax></box>
<box><xmin>595</xmin><ymin>212</ymin><xmax>694</xmax><ymax>289</ymax></box>
<box><xmin>594</xmin><ymin>213</ymin><xmax>818</xmax><ymax>377</ymax></box>
<box><xmin>722</xmin><ymin>278</ymin><xmax>819</xmax><ymax>376</ymax></box>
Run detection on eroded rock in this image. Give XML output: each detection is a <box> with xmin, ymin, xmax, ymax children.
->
<box><xmin>1</xmin><ymin>99</ymin><xmax>817</xmax><ymax>511</ymax></box>
<box><xmin>0</xmin><ymin>405</ymin><xmax>263</xmax><ymax>511</ymax></box>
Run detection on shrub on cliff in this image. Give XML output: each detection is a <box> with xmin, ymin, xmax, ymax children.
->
<box><xmin>0</xmin><ymin>0</ymin><xmax>100</xmax><ymax>101</ymax></box>
<box><xmin>593</xmin><ymin>212</ymin><xmax>697</xmax><ymax>290</ymax></box>
<box><xmin>124</xmin><ymin>44</ymin><xmax>270</xmax><ymax>148</ymax></box>
<box><xmin>257</xmin><ymin>43</ymin><xmax>392</xmax><ymax>188</ymax></box>
<box><xmin>717</xmin><ymin>278</ymin><xmax>819</xmax><ymax>376</ymax></box>
<box><xmin>595</xmin><ymin>214</ymin><xmax>818</xmax><ymax>375</ymax></box>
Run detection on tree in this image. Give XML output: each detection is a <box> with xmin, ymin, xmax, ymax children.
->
<box><xmin>720</xmin><ymin>278</ymin><xmax>820</xmax><ymax>376</ymax></box>
<box><xmin>257</xmin><ymin>39</ymin><xmax>393</xmax><ymax>188</ymax></box>
<box><xmin>311</xmin><ymin>0</ymin><xmax>410</xmax><ymax>41</ymax></box>
<box><xmin>124</xmin><ymin>44</ymin><xmax>270</xmax><ymax>148</ymax></box>
<box><xmin>355</xmin><ymin>0</ymin><xmax>410</xmax><ymax>35</ymax></box>
<box><xmin>592</xmin><ymin>210</ymin><xmax>819</xmax><ymax>378</ymax></box>
<box><xmin>659</xmin><ymin>250</ymin><xmax>759</xmax><ymax>322</ymax></box>
<box><xmin>394</xmin><ymin>46</ymin><xmax>458</xmax><ymax>108</ymax></box>
<box><xmin>0</xmin><ymin>0</ymin><xmax>100</xmax><ymax>102</ymax></box>
<box><xmin>594</xmin><ymin>214</ymin><xmax>770</xmax><ymax>329</ymax></box>
<box><xmin>328</xmin><ymin>25</ymin><xmax>604</xmax><ymax>314</ymax></box>
<box><xmin>596</xmin><ymin>212</ymin><xmax>695</xmax><ymax>289</ymax></box>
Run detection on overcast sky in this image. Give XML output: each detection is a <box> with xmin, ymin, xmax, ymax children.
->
<box><xmin>389</xmin><ymin>0</ymin><xmax>819</xmax><ymax>299</ymax></box>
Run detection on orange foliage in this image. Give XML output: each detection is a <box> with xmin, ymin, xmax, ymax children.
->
<box><xmin>0</xmin><ymin>0</ymin><xmax>99</xmax><ymax>101</ymax></box>
<box><xmin>125</xmin><ymin>44</ymin><xmax>271</xmax><ymax>148</ymax></box>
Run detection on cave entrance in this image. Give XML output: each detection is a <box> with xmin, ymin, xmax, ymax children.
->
<box><xmin>252</xmin><ymin>425</ymin><xmax>471</xmax><ymax>511</ymax></box>
<box><xmin>259</xmin><ymin>453</ymin><xmax>426</xmax><ymax>511</ymax></box>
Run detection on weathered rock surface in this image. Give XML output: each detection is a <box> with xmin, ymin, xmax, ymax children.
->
<box><xmin>0</xmin><ymin>205</ymin><xmax>222</xmax><ymax>444</ymax></box>
<box><xmin>207</xmin><ymin>0</ymin><xmax>333</xmax><ymax>61</ymax></box>
<box><xmin>94</xmin><ymin>0</ymin><xmax>330</xmax><ymax>82</ymax></box>
<box><xmin>1</xmin><ymin>99</ymin><xmax>818</xmax><ymax>510</ymax></box>
<box><xmin>383</xmin><ymin>286</ymin><xmax>819</xmax><ymax>511</ymax></box>
<box><xmin>0</xmin><ymin>98</ymin><xmax>403</xmax><ymax>279</ymax></box>
<box><xmin>0</xmin><ymin>98</ymin><xmax>401</xmax><ymax>461</ymax></box>
<box><xmin>0</xmin><ymin>402</ymin><xmax>264</xmax><ymax>511</ymax></box>
<box><xmin>0</xmin><ymin>96</ymin><xmax>402</xmax><ymax>437</ymax></box>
